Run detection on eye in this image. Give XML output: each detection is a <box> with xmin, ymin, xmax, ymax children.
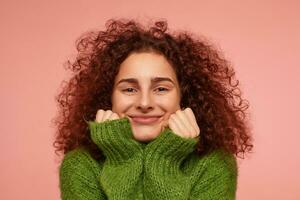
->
<box><xmin>155</xmin><ymin>87</ymin><xmax>169</xmax><ymax>92</ymax></box>
<box><xmin>122</xmin><ymin>88</ymin><xmax>136</xmax><ymax>93</ymax></box>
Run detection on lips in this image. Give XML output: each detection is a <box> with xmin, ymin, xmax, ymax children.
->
<box><xmin>128</xmin><ymin>115</ymin><xmax>162</xmax><ymax>125</ymax></box>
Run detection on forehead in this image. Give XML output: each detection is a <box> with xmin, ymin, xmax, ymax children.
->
<box><xmin>116</xmin><ymin>52</ymin><xmax>177</xmax><ymax>80</ymax></box>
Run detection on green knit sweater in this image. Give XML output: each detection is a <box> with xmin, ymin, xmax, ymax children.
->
<box><xmin>59</xmin><ymin>117</ymin><xmax>237</xmax><ymax>199</ymax></box>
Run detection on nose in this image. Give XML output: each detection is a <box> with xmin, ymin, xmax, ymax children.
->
<box><xmin>136</xmin><ymin>91</ymin><xmax>154</xmax><ymax>112</ymax></box>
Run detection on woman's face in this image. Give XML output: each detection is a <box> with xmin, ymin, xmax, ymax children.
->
<box><xmin>112</xmin><ymin>52</ymin><xmax>181</xmax><ymax>142</ymax></box>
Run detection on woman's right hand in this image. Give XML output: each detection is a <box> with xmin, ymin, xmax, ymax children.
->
<box><xmin>95</xmin><ymin>109</ymin><xmax>120</xmax><ymax>123</ymax></box>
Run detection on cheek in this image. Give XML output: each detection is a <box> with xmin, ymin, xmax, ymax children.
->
<box><xmin>112</xmin><ymin>94</ymin><xmax>133</xmax><ymax>113</ymax></box>
<box><xmin>157</xmin><ymin>97</ymin><xmax>181</xmax><ymax>113</ymax></box>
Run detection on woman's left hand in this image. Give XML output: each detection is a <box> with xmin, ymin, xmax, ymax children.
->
<box><xmin>167</xmin><ymin>108</ymin><xmax>200</xmax><ymax>139</ymax></box>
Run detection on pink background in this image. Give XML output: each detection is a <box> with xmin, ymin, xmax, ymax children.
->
<box><xmin>1</xmin><ymin>0</ymin><xmax>299</xmax><ymax>199</ymax></box>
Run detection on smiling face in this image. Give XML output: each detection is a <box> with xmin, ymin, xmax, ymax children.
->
<box><xmin>111</xmin><ymin>52</ymin><xmax>181</xmax><ymax>142</ymax></box>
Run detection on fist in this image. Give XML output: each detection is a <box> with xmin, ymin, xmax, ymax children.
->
<box><xmin>95</xmin><ymin>109</ymin><xmax>120</xmax><ymax>123</ymax></box>
<box><xmin>168</xmin><ymin>108</ymin><xmax>200</xmax><ymax>139</ymax></box>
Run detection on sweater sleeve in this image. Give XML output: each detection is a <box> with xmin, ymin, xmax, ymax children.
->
<box><xmin>143</xmin><ymin>128</ymin><xmax>198</xmax><ymax>199</ymax></box>
<box><xmin>59</xmin><ymin>148</ymin><xmax>107</xmax><ymax>200</ymax></box>
<box><xmin>143</xmin><ymin>128</ymin><xmax>238</xmax><ymax>200</ymax></box>
<box><xmin>87</xmin><ymin>117</ymin><xmax>144</xmax><ymax>200</ymax></box>
<box><xmin>189</xmin><ymin>150</ymin><xmax>238</xmax><ymax>200</ymax></box>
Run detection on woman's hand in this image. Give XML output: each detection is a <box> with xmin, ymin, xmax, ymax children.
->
<box><xmin>167</xmin><ymin>108</ymin><xmax>200</xmax><ymax>139</ymax></box>
<box><xmin>95</xmin><ymin>109</ymin><xmax>120</xmax><ymax>123</ymax></box>
<box><xmin>143</xmin><ymin>107</ymin><xmax>200</xmax><ymax>199</ymax></box>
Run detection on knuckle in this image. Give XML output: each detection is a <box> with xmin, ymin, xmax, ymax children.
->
<box><xmin>97</xmin><ymin>109</ymin><xmax>104</xmax><ymax>114</ymax></box>
<box><xmin>112</xmin><ymin>113</ymin><xmax>118</xmax><ymax>118</ymax></box>
<box><xmin>186</xmin><ymin>108</ymin><xmax>193</xmax><ymax>113</ymax></box>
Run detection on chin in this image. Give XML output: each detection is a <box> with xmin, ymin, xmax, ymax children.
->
<box><xmin>131</xmin><ymin>126</ymin><xmax>162</xmax><ymax>142</ymax></box>
<box><xmin>133</xmin><ymin>134</ymin><xmax>156</xmax><ymax>142</ymax></box>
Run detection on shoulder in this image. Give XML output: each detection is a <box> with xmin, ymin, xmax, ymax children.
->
<box><xmin>61</xmin><ymin>148</ymin><xmax>96</xmax><ymax>167</ymax></box>
<box><xmin>186</xmin><ymin>149</ymin><xmax>238</xmax><ymax>182</ymax></box>
<box><xmin>201</xmin><ymin>149</ymin><xmax>237</xmax><ymax>173</ymax></box>
<box><xmin>60</xmin><ymin>147</ymin><xmax>104</xmax><ymax>178</ymax></box>
<box><xmin>59</xmin><ymin>148</ymin><xmax>107</xmax><ymax>199</ymax></box>
<box><xmin>199</xmin><ymin>149</ymin><xmax>238</xmax><ymax>179</ymax></box>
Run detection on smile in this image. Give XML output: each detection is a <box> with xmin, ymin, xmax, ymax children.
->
<box><xmin>129</xmin><ymin>116</ymin><xmax>162</xmax><ymax>125</ymax></box>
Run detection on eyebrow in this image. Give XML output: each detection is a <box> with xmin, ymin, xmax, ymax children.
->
<box><xmin>116</xmin><ymin>77</ymin><xmax>175</xmax><ymax>85</ymax></box>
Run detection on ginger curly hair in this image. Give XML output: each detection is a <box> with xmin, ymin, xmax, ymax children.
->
<box><xmin>53</xmin><ymin>18</ymin><xmax>253</xmax><ymax>160</ymax></box>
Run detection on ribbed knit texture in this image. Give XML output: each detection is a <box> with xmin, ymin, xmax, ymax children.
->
<box><xmin>59</xmin><ymin>117</ymin><xmax>238</xmax><ymax>200</ymax></box>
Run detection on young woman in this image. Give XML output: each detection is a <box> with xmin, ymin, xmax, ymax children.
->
<box><xmin>53</xmin><ymin>19</ymin><xmax>253</xmax><ymax>199</ymax></box>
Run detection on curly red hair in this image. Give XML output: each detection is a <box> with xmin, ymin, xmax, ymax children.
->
<box><xmin>52</xmin><ymin>18</ymin><xmax>253</xmax><ymax>160</ymax></box>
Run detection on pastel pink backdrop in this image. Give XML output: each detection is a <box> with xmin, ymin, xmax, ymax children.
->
<box><xmin>1</xmin><ymin>0</ymin><xmax>299</xmax><ymax>199</ymax></box>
